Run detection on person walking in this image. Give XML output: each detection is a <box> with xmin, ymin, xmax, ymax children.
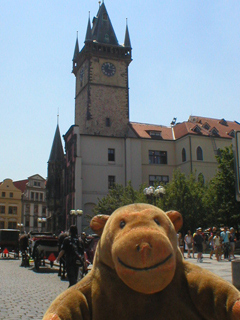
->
<box><xmin>213</xmin><ymin>231</ymin><xmax>221</xmax><ymax>262</ymax></box>
<box><xmin>56</xmin><ymin>225</ymin><xmax>84</xmax><ymax>287</ymax></box>
<box><xmin>229</xmin><ymin>227</ymin><xmax>236</xmax><ymax>260</ymax></box>
<box><xmin>177</xmin><ymin>232</ymin><xmax>185</xmax><ymax>257</ymax></box>
<box><xmin>193</xmin><ymin>228</ymin><xmax>204</xmax><ymax>262</ymax></box>
<box><xmin>220</xmin><ymin>226</ymin><xmax>230</xmax><ymax>261</ymax></box>
<box><xmin>184</xmin><ymin>230</ymin><xmax>193</xmax><ymax>258</ymax></box>
<box><xmin>208</xmin><ymin>227</ymin><xmax>217</xmax><ymax>260</ymax></box>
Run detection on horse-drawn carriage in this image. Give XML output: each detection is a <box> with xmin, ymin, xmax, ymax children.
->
<box><xmin>29</xmin><ymin>231</ymin><xmax>59</xmax><ymax>271</ymax></box>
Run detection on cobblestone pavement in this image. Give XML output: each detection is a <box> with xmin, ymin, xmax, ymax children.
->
<box><xmin>183</xmin><ymin>253</ymin><xmax>240</xmax><ymax>286</ymax></box>
<box><xmin>0</xmin><ymin>254</ymin><xmax>239</xmax><ymax>319</ymax></box>
<box><xmin>0</xmin><ymin>257</ymin><xmax>68</xmax><ymax>320</ymax></box>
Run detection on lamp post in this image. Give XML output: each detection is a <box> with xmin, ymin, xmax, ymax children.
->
<box><xmin>70</xmin><ymin>209</ymin><xmax>83</xmax><ymax>231</ymax></box>
<box><xmin>17</xmin><ymin>223</ymin><xmax>24</xmax><ymax>234</ymax></box>
<box><xmin>143</xmin><ymin>186</ymin><xmax>166</xmax><ymax>205</ymax></box>
<box><xmin>38</xmin><ymin>217</ymin><xmax>47</xmax><ymax>232</ymax></box>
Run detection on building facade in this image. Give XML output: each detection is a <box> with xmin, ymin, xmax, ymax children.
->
<box><xmin>15</xmin><ymin>175</ymin><xmax>48</xmax><ymax>233</ymax></box>
<box><xmin>62</xmin><ymin>2</ymin><xmax>240</xmax><ymax>233</ymax></box>
<box><xmin>0</xmin><ymin>179</ymin><xmax>22</xmax><ymax>229</ymax></box>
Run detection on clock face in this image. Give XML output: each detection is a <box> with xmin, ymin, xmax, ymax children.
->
<box><xmin>80</xmin><ymin>67</ymin><xmax>84</xmax><ymax>81</ymax></box>
<box><xmin>101</xmin><ymin>62</ymin><xmax>116</xmax><ymax>77</ymax></box>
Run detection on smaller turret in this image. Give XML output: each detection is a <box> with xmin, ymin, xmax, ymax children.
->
<box><xmin>124</xmin><ymin>19</ymin><xmax>131</xmax><ymax>48</ymax></box>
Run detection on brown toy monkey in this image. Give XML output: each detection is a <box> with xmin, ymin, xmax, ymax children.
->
<box><xmin>43</xmin><ymin>204</ymin><xmax>240</xmax><ymax>320</ymax></box>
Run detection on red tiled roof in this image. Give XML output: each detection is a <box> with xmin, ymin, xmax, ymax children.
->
<box><xmin>130</xmin><ymin>116</ymin><xmax>240</xmax><ymax>141</ymax></box>
<box><xmin>13</xmin><ymin>179</ymin><xmax>28</xmax><ymax>193</ymax></box>
<box><xmin>130</xmin><ymin>122</ymin><xmax>174</xmax><ymax>140</ymax></box>
<box><xmin>174</xmin><ymin>116</ymin><xmax>240</xmax><ymax>140</ymax></box>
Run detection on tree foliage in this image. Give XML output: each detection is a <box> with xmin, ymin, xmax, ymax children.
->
<box><xmin>203</xmin><ymin>145</ymin><xmax>240</xmax><ymax>229</ymax></box>
<box><xmin>93</xmin><ymin>181</ymin><xmax>146</xmax><ymax>215</ymax></box>
<box><xmin>159</xmin><ymin>170</ymin><xmax>206</xmax><ymax>233</ymax></box>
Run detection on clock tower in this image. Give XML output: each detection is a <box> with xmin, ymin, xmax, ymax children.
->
<box><xmin>72</xmin><ymin>2</ymin><xmax>132</xmax><ymax>137</ymax></box>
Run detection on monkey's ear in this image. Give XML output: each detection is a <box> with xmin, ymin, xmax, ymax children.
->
<box><xmin>90</xmin><ymin>215</ymin><xmax>110</xmax><ymax>236</ymax></box>
<box><xmin>166</xmin><ymin>210</ymin><xmax>183</xmax><ymax>232</ymax></box>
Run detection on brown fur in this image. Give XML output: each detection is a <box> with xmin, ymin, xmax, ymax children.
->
<box><xmin>43</xmin><ymin>204</ymin><xmax>240</xmax><ymax>320</ymax></box>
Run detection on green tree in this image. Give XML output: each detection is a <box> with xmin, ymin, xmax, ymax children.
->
<box><xmin>159</xmin><ymin>169</ymin><xmax>207</xmax><ymax>233</ymax></box>
<box><xmin>93</xmin><ymin>181</ymin><xmax>146</xmax><ymax>215</ymax></box>
<box><xmin>203</xmin><ymin>145</ymin><xmax>240</xmax><ymax>229</ymax></box>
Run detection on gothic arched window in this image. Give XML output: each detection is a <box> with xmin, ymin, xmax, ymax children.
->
<box><xmin>197</xmin><ymin>146</ymin><xmax>203</xmax><ymax>161</ymax></box>
<box><xmin>182</xmin><ymin>148</ymin><xmax>186</xmax><ymax>162</ymax></box>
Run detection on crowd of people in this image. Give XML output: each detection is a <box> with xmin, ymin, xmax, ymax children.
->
<box><xmin>177</xmin><ymin>226</ymin><xmax>238</xmax><ymax>263</ymax></box>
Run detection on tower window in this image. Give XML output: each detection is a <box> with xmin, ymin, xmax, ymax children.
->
<box><xmin>108</xmin><ymin>148</ymin><xmax>115</xmax><ymax>162</ymax></box>
<box><xmin>106</xmin><ymin>118</ymin><xmax>111</xmax><ymax>127</ymax></box>
<box><xmin>103</xmin><ymin>13</ymin><xmax>108</xmax><ymax>21</ymax></box>
<box><xmin>104</xmin><ymin>34</ymin><xmax>109</xmax><ymax>43</ymax></box>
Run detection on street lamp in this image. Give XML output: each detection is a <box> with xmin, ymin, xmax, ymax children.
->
<box><xmin>143</xmin><ymin>186</ymin><xmax>166</xmax><ymax>205</ymax></box>
<box><xmin>70</xmin><ymin>209</ymin><xmax>83</xmax><ymax>228</ymax></box>
<box><xmin>17</xmin><ymin>223</ymin><xmax>24</xmax><ymax>233</ymax></box>
<box><xmin>38</xmin><ymin>217</ymin><xmax>47</xmax><ymax>232</ymax></box>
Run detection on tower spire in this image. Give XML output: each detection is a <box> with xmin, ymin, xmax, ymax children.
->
<box><xmin>73</xmin><ymin>32</ymin><xmax>79</xmax><ymax>61</ymax></box>
<box><xmin>91</xmin><ymin>2</ymin><xmax>118</xmax><ymax>45</ymax></box>
<box><xmin>85</xmin><ymin>13</ymin><xmax>92</xmax><ymax>42</ymax></box>
<box><xmin>124</xmin><ymin>18</ymin><xmax>131</xmax><ymax>48</ymax></box>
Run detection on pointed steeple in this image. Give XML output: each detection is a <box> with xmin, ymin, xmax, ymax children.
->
<box><xmin>85</xmin><ymin>13</ymin><xmax>92</xmax><ymax>42</ymax></box>
<box><xmin>91</xmin><ymin>2</ymin><xmax>118</xmax><ymax>45</ymax></box>
<box><xmin>73</xmin><ymin>33</ymin><xmax>79</xmax><ymax>61</ymax></box>
<box><xmin>124</xmin><ymin>19</ymin><xmax>131</xmax><ymax>48</ymax></box>
<box><xmin>49</xmin><ymin>124</ymin><xmax>64</xmax><ymax>162</ymax></box>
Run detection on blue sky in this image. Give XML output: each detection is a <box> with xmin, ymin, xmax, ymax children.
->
<box><xmin>1</xmin><ymin>1</ymin><xmax>240</xmax><ymax>182</ymax></box>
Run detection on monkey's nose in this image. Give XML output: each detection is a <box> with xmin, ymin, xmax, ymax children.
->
<box><xmin>136</xmin><ymin>242</ymin><xmax>152</xmax><ymax>252</ymax></box>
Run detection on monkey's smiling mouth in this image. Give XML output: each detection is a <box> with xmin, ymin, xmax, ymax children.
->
<box><xmin>118</xmin><ymin>253</ymin><xmax>173</xmax><ymax>271</ymax></box>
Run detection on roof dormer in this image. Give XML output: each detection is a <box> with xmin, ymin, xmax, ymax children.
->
<box><xmin>147</xmin><ymin>130</ymin><xmax>162</xmax><ymax>139</ymax></box>
<box><xmin>228</xmin><ymin>130</ymin><xmax>235</xmax><ymax>138</ymax></box>
<box><xmin>210</xmin><ymin>127</ymin><xmax>219</xmax><ymax>136</ymax></box>
<box><xmin>202</xmin><ymin>122</ymin><xmax>210</xmax><ymax>130</ymax></box>
<box><xmin>219</xmin><ymin>118</ymin><xmax>228</xmax><ymax>126</ymax></box>
<box><xmin>192</xmin><ymin>125</ymin><xmax>202</xmax><ymax>134</ymax></box>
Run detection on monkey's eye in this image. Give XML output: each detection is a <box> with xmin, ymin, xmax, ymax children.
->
<box><xmin>120</xmin><ymin>220</ymin><xmax>126</xmax><ymax>229</ymax></box>
<box><xmin>154</xmin><ymin>218</ymin><xmax>160</xmax><ymax>226</ymax></box>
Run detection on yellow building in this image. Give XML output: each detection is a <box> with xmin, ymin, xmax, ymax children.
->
<box><xmin>0</xmin><ymin>179</ymin><xmax>22</xmax><ymax>229</ymax></box>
